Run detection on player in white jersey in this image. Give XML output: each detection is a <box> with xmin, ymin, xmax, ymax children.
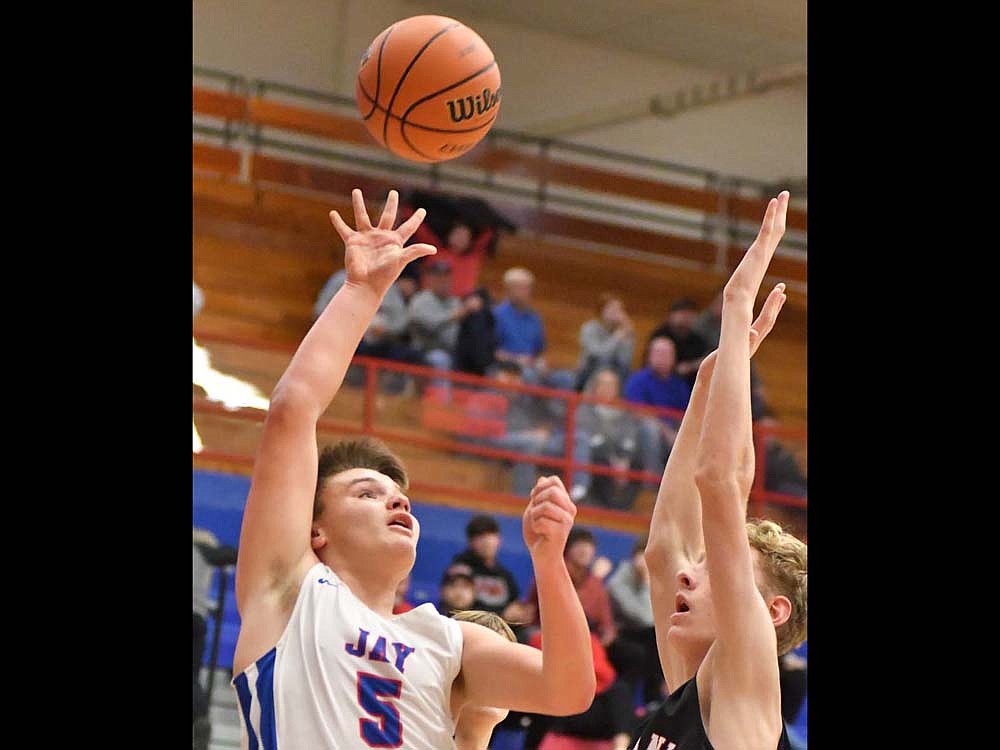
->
<box><xmin>231</xmin><ymin>188</ymin><xmax>596</xmax><ymax>749</ymax></box>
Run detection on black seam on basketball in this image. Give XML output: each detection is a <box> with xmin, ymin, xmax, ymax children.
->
<box><xmin>400</xmin><ymin>112</ymin><xmax>498</xmax><ymax>161</ymax></box>
<box><xmin>361</xmin><ymin>26</ymin><xmax>394</xmax><ymax>121</ymax></box>
<box><xmin>382</xmin><ymin>22</ymin><xmax>461</xmax><ymax>145</ymax></box>
<box><xmin>357</xmin><ymin>79</ymin><xmax>498</xmax><ymax>134</ymax></box>
<box><xmin>398</xmin><ymin>60</ymin><xmax>498</xmax><ymax>126</ymax></box>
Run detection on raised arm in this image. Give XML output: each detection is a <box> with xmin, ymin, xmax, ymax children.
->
<box><xmin>234</xmin><ymin>190</ymin><xmax>435</xmax><ymax>613</ymax></box>
<box><xmin>645</xmin><ymin>286</ymin><xmax>786</xmax><ymax>690</ymax></box>
<box><xmin>455</xmin><ymin>476</ymin><xmax>595</xmax><ymax>716</ymax></box>
<box><xmin>694</xmin><ymin>192</ymin><xmax>789</xmax><ymax>741</ymax></box>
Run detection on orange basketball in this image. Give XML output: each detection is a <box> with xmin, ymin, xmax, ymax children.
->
<box><xmin>355</xmin><ymin>15</ymin><xmax>502</xmax><ymax>163</ymax></box>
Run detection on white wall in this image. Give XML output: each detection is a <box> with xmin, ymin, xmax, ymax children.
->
<box><xmin>193</xmin><ymin>0</ymin><xmax>806</xmax><ymax>183</ymax></box>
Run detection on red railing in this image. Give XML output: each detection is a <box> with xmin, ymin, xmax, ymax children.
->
<box><xmin>192</xmin><ymin>331</ymin><xmax>807</xmax><ymax>526</ymax></box>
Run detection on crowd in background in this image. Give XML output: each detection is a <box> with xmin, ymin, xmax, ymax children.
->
<box><xmin>310</xmin><ymin>189</ymin><xmax>806</xmax><ymax>510</ymax></box>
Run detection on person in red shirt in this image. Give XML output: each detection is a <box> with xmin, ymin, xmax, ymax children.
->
<box><xmin>397</xmin><ymin>191</ymin><xmax>501</xmax><ymax>298</ymax></box>
<box><xmin>521</xmin><ymin>527</ymin><xmax>615</xmax><ymax>645</ymax></box>
<box><xmin>521</xmin><ymin>528</ymin><xmax>649</xmax><ymax>721</ymax></box>
<box><xmin>526</xmin><ymin>630</ymin><xmax>635</xmax><ymax>750</ymax></box>
<box><xmin>411</xmin><ymin>219</ymin><xmax>496</xmax><ymax>298</ymax></box>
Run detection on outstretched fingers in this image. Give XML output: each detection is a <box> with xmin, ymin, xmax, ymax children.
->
<box><xmin>378</xmin><ymin>190</ymin><xmax>399</xmax><ymax>230</ymax></box>
<box><xmin>730</xmin><ymin>191</ymin><xmax>790</xmax><ymax>296</ymax></box>
<box><xmin>748</xmin><ymin>283</ymin><xmax>787</xmax><ymax>357</ymax></box>
<box><xmin>352</xmin><ymin>188</ymin><xmax>374</xmax><ymax>231</ymax></box>
<box><xmin>401</xmin><ymin>243</ymin><xmax>437</xmax><ymax>264</ymax></box>
<box><xmin>395</xmin><ymin>207</ymin><xmax>427</xmax><ymax>243</ymax></box>
<box><xmin>329</xmin><ymin>210</ymin><xmax>354</xmax><ymax>242</ymax></box>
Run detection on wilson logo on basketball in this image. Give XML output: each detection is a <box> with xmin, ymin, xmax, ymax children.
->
<box><xmin>446</xmin><ymin>87</ymin><xmax>502</xmax><ymax>123</ymax></box>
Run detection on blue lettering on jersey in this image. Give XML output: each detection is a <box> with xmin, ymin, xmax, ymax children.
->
<box><xmin>346</xmin><ymin>629</ymin><xmax>370</xmax><ymax>657</ymax></box>
<box><xmin>391</xmin><ymin>642</ymin><xmax>416</xmax><ymax>674</ymax></box>
<box><xmin>368</xmin><ymin>636</ymin><xmax>390</xmax><ymax>663</ymax></box>
<box><xmin>345</xmin><ymin>627</ymin><xmax>417</xmax><ymax>675</ymax></box>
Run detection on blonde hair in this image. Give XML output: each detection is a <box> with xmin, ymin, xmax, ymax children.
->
<box><xmin>746</xmin><ymin>519</ymin><xmax>807</xmax><ymax>656</ymax></box>
<box><xmin>451</xmin><ymin>610</ymin><xmax>517</xmax><ymax>642</ymax></box>
<box><xmin>502</xmin><ymin>267</ymin><xmax>535</xmax><ymax>286</ymax></box>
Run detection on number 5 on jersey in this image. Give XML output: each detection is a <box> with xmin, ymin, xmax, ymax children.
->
<box><xmin>357</xmin><ymin>672</ymin><xmax>403</xmax><ymax>748</ymax></box>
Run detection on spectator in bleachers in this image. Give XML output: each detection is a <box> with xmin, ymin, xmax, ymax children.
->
<box><xmin>757</xmin><ymin>412</ymin><xmax>808</xmax><ymax>498</ymax></box>
<box><xmin>192</xmin><ymin>531</ymin><xmax>215</xmax><ymax>749</ymax></box>
<box><xmin>520</xmin><ymin>527</ymin><xmax>615</xmax><ymax>646</ymax></box>
<box><xmin>575</xmin><ymin>368</ymin><xmax>642</xmax><ymax>510</ymax></box>
<box><xmin>647</xmin><ymin>297</ymin><xmax>711</xmax><ymax>386</ymax></box>
<box><xmin>494</xmin><ymin>267</ymin><xmax>544</xmax><ymax>369</ymax></box>
<box><xmin>399</xmin><ymin>189</ymin><xmax>513</xmax><ymax>296</ymax></box>
<box><xmin>393</xmin><ymin>574</ymin><xmax>415</xmax><ymax>614</ymax></box>
<box><xmin>438</xmin><ymin>567</ymin><xmax>477</xmax><ymax>616</ymax></box>
<box><xmin>408</xmin><ymin>259</ymin><xmax>482</xmax><ymax>373</ymax></box>
<box><xmin>692</xmin><ymin>291</ymin><xmax>723</xmax><ymax>348</ymax></box>
<box><xmin>450</xmin><ymin>610</ymin><xmax>520</xmax><ymax>750</ymax></box>
<box><xmin>525</xmin><ymin>630</ymin><xmax>635</xmax><ymax>750</ymax></box>
<box><xmin>314</xmin><ymin>269</ymin><xmax>425</xmax><ymax>369</ymax></box>
<box><xmin>519</xmin><ymin>528</ymin><xmax>644</xmax><ymax>750</ymax></box>
<box><xmin>606</xmin><ymin>537</ymin><xmax>663</xmax><ymax>706</ymax></box>
<box><xmin>453</xmin><ymin>286</ymin><xmax>498</xmax><ymax>376</ymax></box>
<box><xmin>575</xmin><ymin>293</ymin><xmax>636</xmax><ymax>391</ymax></box>
<box><xmin>192</xmin><ymin>528</ymin><xmax>238</xmax><ymax>750</ymax></box>
<box><xmin>486</xmin><ymin>361</ymin><xmax>591</xmax><ymax>501</ymax></box>
<box><xmin>624</xmin><ymin>336</ymin><xmax>692</xmax><ymax>481</ymax></box>
<box><xmin>448</xmin><ymin>515</ymin><xmax>523</xmax><ymax>618</ymax></box>
<box><xmin>494</xmin><ymin>267</ymin><xmax>575</xmax><ymax>391</ymax></box>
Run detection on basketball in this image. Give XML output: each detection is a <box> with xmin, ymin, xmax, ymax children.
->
<box><xmin>355</xmin><ymin>15</ymin><xmax>502</xmax><ymax>163</ymax></box>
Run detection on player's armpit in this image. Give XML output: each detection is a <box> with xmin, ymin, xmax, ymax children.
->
<box><xmin>456</xmin><ymin>621</ymin><xmax>593</xmax><ymax>716</ymax></box>
<box><xmin>234</xmin><ymin>395</ymin><xmax>321</xmax><ymax>614</ymax></box>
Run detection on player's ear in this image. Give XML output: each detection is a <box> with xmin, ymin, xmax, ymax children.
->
<box><xmin>768</xmin><ymin>594</ymin><xmax>792</xmax><ymax>629</ymax></box>
<box><xmin>310</xmin><ymin>525</ymin><xmax>328</xmax><ymax>551</ymax></box>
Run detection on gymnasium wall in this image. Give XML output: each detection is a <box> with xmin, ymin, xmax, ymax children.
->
<box><xmin>192</xmin><ymin>0</ymin><xmax>806</xmax><ymax>183</ymax></box>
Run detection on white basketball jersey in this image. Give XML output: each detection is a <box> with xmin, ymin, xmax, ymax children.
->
<box><xmin>232</xmin><ymin>562</ymin><xmax>464</xmax><ymax>749</ymax></box>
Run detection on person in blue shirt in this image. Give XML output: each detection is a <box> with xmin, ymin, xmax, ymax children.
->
<box><xmin>492</xmin><ymin>267</ymin><xmax>575</xmax><ymax>391</ymax></box>
<box><xmin>493</xmin><ymin>266</ymin><xmax>545</xmax><ymax>365</ymax></box>
<box><xmin>623</xmin><ymin>336</ymin><xmax>692</xmax><ymax>482</ymax></box>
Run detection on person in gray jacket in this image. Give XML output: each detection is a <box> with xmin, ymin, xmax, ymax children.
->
<box><xmin>407</xmin><ymin>259</ymin><xmax>482</xmax><ymax>372</ymax></box>
<box><xmin>314</xmin><ymin>268</ymin><xmax>424</xmax><ymax>370</ymax></box>
<box><xmin>574</xmin><ymin>293</ymin><xmax>635</xmax><ymax>391</ymax></box>
<box><xmin>575</xmin><ymin>368</ymin><xmax>642</xmax><ymax>510</ymax></box>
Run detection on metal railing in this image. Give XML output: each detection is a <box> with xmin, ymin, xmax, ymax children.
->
<box><xmin>192</xmin><ymin>331</ymin><xmax>806</xmax><ymax>527</ymax></box>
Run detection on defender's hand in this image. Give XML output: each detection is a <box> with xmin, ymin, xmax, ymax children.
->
<box><xmin>329</xmin><ymin>189</ymin><xmax>437</xmax><ymax>298</ymax></box>
<box><xmin>723</xmin><ymin>191</ymin><xmax>790</xmax><ymax>303</ymax></box>
<box><xmin>698</xmin><ymin>282</ymin><xmax>788</xmax><ymax>379</ymax></box>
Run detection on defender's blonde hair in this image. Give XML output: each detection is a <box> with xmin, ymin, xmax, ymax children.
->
<box><xmin>451</xmin><ymin>610</ymin><xmax>517</xmax><ymax>643</ymax></box>
<box><xmin>746</xmin><ymin>519</ymin><xmax>807</xmax><ymax>656</ymax></box>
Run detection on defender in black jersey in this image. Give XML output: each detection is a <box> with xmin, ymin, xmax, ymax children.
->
<box><xmin>635</xmin><ymin>192</ymin><xmax>807</xmax><ymax>750</ymax></box>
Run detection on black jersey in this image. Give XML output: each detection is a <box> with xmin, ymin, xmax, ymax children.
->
<box><xmin>629</xmin><ymin>676</ymin><xmax>790</xmax><ymax>750</ymax></box>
